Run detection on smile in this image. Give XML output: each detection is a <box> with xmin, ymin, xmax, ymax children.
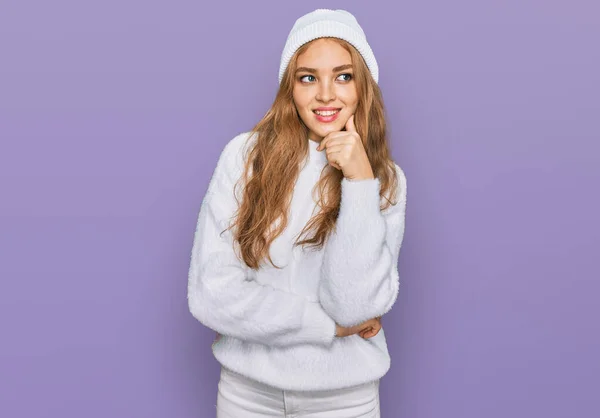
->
<box><xmin>313</xmin><ymin>109</ymin><xmax>340</xmax><ymax>116</ymax></box>
<box><xmin>313</xmin><ymin>109</ymin><xmax>341</xmax><ymax>123</ymax></box>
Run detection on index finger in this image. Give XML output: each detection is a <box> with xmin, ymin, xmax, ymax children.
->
<box><xmin>317</xmin><ymin>131</ymin><xmax>346</xmax><ymax>151</ymax></box>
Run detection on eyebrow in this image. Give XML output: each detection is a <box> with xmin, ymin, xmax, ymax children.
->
<box><xmin>295</xmin><ymin>64</ymin><xmax>353</xmax><ymax>74</ymax></box>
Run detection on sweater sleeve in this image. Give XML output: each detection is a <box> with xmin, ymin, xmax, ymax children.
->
<box><xmin>187</xmin><ymin>133</ymin><xmax>337</xmax><ymax>348</ymax></box>
<box><xmin>318</xmin><ymin>164</ymin><xmax>407</xmax><ymax>327</ymax></box>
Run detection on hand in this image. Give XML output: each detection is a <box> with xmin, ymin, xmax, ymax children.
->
<box><xmin>336</xmin><ymin>316</ymin><xmax>382</xmax><ymax>339</ymax></box>
<box><xmin>358</xmin><ymin>316</ymin><xmax>382</xmax><ymax>339</ymax></box>
<box><xmin>316</xmin><ymin>114</ymin><xmax>375</xmax><ymax>180</ymax></box>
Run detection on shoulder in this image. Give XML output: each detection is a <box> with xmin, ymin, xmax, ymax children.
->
<box><xmin>219</xmin><ymin>131</ymin><xmax>257</xmax><ymax>166</ymax></box>
<box><xmin>380</xmin><ymin>161</ymin><xmax>407</xmax><ymax>216</ymax></box>
<box><xmin>214</xmin><ymin>131</ymin><xmax>258</xmax><ymax>179</ymax></box>
<box><xmin>225</xmin><ymin>131</ymin><xmax>257</xmax><ymax>153</ymax></box>
<box><xmin>393</xmin><ymin>162</ymin><xmax>407</xmax><ymax>203</ymax></box>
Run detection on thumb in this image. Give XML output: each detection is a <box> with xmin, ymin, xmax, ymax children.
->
<box><xmin>345</xmin><ymin>114</ymin><xmax>357</xmax><ymax>133</ymax></box>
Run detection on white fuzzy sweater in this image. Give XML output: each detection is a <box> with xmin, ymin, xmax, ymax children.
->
<box><xmin>187</xmin><ymin>131</ymin><xmax>407</xmax><ymax>391</ymax></box>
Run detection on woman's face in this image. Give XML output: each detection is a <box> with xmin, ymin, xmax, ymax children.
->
<box><xmin>292</xmin><ymin>38</ymin><xmax>359</xmax><ymax>143</ymax></box>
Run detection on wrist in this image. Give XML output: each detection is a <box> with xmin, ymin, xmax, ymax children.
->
<box><xmin>335</xmin><ymin>324</ymin><xmax>342</xmax><ymax>337</ymax></box>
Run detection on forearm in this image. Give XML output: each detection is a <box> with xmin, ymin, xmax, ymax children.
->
<box><xmin>188</xmin><ymin>263</ymin><xmax>337</xmax><ymax>348</ymax></box>
<box><xmin>319</xmin><ymin>172</ymin><xmax>406</xmax><ymax>327</ymax></box>
<box><xmin>318</xmin><ymin>205</ymin><xmax>399</xmax><ymax>326</ymax></box>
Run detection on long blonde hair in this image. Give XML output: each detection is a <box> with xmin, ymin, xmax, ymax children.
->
<box><xmin>229</xmin><ymin>37</ymin><xmax>398</xmax><ymax>270</ymax></box>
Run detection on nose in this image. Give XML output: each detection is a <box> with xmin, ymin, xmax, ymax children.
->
<box><xmin>316</xmin><ymin>79</ymin><xmax>336</xmax><ymax>103</ymax></box>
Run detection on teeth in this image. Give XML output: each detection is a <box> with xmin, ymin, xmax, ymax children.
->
<box><xmin>314</xmin><ymin>110</ymin><xmax>339</xmax><ymax>116</ymax></box>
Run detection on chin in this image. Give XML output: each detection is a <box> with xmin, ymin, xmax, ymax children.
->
<box><xmin>313</xmin><ymin>123</ymin><xmax>342</xmax><ymax>136</ymax></box>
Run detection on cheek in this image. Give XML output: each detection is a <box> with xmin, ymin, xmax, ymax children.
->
<box><xmin>293</xmin><ymin>92</ymin><xmax>311</xmax><ymax>111</ymax></box>
<box><xmin>340</xmin><ymin>90</ymin><xmax>358</xmax><ymax>107</ymax></box>
<box><xmin>292</xmin><ymin>97</ymin><xmax>310</xmax><ymax>123</ymax></box>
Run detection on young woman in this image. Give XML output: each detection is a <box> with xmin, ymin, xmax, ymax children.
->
<box><xmin>188</xmin><ymin>8</ymin><xmax>407</xmax><ymax>417</ymax></box>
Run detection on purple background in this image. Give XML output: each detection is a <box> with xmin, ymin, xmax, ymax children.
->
<box><xmin>1</xmin><ymin>1</ymin><xmax>599</xmax><ymax>417</ymax></box>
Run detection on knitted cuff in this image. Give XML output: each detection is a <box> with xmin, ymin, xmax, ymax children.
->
<box><xmin>303</xmin><ymin>303</ymin><xmax>337</xmax><ymax>347</ymax></box>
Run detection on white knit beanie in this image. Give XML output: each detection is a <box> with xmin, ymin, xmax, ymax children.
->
<box><xmin>278</xmin><ymin>9</ymin><xmax>379</xmax><ymax>85</ymax></box>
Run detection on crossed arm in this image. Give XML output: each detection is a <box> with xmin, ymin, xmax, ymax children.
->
<box><xmin>188</xmin><ymin>135</ymin><xmax>407</xmax><ymax>347</ymax></box>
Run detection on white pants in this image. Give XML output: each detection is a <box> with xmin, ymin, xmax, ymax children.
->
<box><xmin>216</xmin><ymin>366</ymin><xmax>380</xmax><ymax>417</ymax></box>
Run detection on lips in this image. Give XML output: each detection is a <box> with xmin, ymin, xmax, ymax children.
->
<box><xmin>313</xmin><ymin>108</ymin><xmax>341</xmax><ymax>123</ymax></box>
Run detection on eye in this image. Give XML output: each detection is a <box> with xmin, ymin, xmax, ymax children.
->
<box><xmin>299</xmin><ymin>75</ymin><xmax>316</xmax><ymax>83</ymax></box>
<box><xmin>337</xmin><ymin>73</ymin><xmax>353</xmax><ymax>82</ymax></box>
